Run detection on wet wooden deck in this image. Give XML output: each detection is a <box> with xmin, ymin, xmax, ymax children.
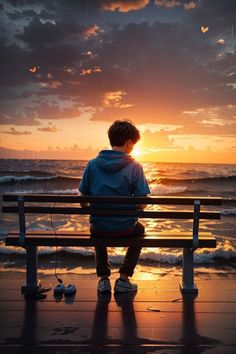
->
<box><xmin>0</xmin><ymin>272</ymin><xmax>236</xmax><ymax>354</ymax></box>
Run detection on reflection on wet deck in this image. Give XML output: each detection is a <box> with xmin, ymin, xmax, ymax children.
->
<box><xmin>0</xmin><ymin>272</ymin><xmax>236</xmax><ymax>354</ymax></box>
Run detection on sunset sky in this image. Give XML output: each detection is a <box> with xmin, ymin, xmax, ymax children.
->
<box><xmin>0</xmin><ymin>0</ymin><xmax>236</xmax><ymax>163</ymax></box>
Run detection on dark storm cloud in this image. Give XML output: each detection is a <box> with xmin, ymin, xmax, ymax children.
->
<box><xmin>0</xmin><ymin>0</ymin><xmax>235</xmax><ymax>137</ymax></box>
<box><xmin>192</xmin><ymin>0</ymin><xmax>236</xmax><ymax>26</ymax></box>
<box><xmin>17</xmin><ymin>17</ymin><xmax>65</xmax><ymax>44</ymax></box>
<box><xmin>0</xmin><ymin>100</ymin><xmax>80</xmax><ymax>126</ymax></box>
<box><xmin>6</xmin><ymin>0</ymin><xmax>149</xmax><ymax>13</ymax></box>
<box><xmin>16</xmin><ymin>17</ymin><xmax>91</xmax><ymax>46</ymax></box>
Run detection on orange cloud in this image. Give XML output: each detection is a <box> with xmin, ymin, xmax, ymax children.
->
<box><xmin>80</xmin><ymin>66</ymin><xmax>102</xmax><ymax>76</ymax></box>
<box><xmin>37</xmin><ymin>125</ymin><xmax>59</xmax><ymax>133</ymax></box>
<box><xmin>102</xmin><ymin>0</ymin><xmax>149</xmax><ymax>12</ymax></box>
<box><xmin>83</xmin><ymin>24</ymin><xmax>102</xmax><ymax>37</ymax></box>
<box><xmin>103</xmin><ymin>91</ymin><xmax>134</xmax><ymax>108</ymax></box>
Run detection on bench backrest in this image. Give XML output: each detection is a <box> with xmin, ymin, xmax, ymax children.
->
<box><xmin>2</xmin><ymin>194</ymin><xmax>222</xmax><ymax>248</ymax></box>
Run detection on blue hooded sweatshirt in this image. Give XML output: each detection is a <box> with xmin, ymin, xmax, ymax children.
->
<box><xmin>79</xmin><ymin>150</ymin><xmax>150</xmax><ymax>231</ymax></box>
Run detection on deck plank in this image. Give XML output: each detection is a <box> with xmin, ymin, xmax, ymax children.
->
<box><xmin>1</xmin><ymin>288</ymin><xmax>236</xmax><ymax>302</ymax></box>
<box><xmin>0</xmin><ymin>274</ymin><xmax>236</xmax><ymax>353</ymax></box>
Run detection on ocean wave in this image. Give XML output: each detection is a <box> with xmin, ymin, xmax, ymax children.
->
<box><xmin>159</xmin><ymin>175</ymin><xmax>236</xmax><ymax>185</ymax></box>
<box><xmin>150</xmin><ymin>184</ymin><xmax>187</xmax><ymax>195</ymax></box>
<box><xmin>1</xmin><ymin>240</ymin><xmax>235</xmax><ymax>265</ymax></box>
<box><xmin>0</xmin><ymin>175</ymin><xmax>57</xmax><ymax>184</ymax></box>
<box><xmin>12</xmin><ymin>188</ymin><xmax>79</xmax><ymax>194</ymax></box>
<box><xmin>0</xmin><ymin>175</ymin><xmax>80</xmax><ymax>185</ymax></box>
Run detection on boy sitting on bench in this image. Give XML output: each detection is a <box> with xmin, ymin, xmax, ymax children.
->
<box><xmin>79</xmin><ymin>120</ymin><xmax>150</xmax><ymax>294</ymax></box>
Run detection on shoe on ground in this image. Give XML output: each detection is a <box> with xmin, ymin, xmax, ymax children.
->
<box><xmin>54</xmin><ymin>283</ymin><xmax>65</xmax><ymax>294</ymax></box>
<box><xmin>64</xmin><ymin>284</ymin><xmax>76</xmax><ymax>296</ymax></box>
<box><xmin>97</xmin><ymin>278</ymin><xmax>112</xmax><ymax>293</ymax></box>
<box><xmin>114</xmin><ymin>278</ymin><xmax>138</xmax><ymax>293</ymax></box>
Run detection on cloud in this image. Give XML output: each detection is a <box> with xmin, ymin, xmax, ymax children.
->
<box><xmin>16</xmin><ymin>17</ymin><xmax>65</xmax><ymax>45</ymax></box>
<box><xmin>6</xmin><ymin>0</ymin><xmax>150</xmax><ymax>14</ymax></box>
<box><xmin>101</xmin><ymin>0</ymin><xmax>149</xmax><ymax>12</ymax></box>
<box><xmin>37</xmin><ymin>125</ymin><xmax>59</xmax><ymax>133</ymax></box>
<box><xmin>155</xmin><ymin>0</ymin><xmax>181</xmax><ymax>8</ymax></box>
<box><xmin>170</xmin><ymin>105</ymin><xmax>236</xmax><ymax>137</ymax></box>
<box><xmin>1</xmin><ymin>0</ymin><xmax>235</xmax><ymax>141</ymax></box>
<box><xmin>1</xmin><ymin>127</ymin><xmax>32</xmax><ymax>135</ymax></box>
<box><xmin>82</xmin><ymin>24</ymin><xmax>103</xmax><ymax>38</ymax></box>
<box><xmin>80</xmin><ymin>66</ymin><xmax>102</xmax><ymax>76</ymax></box>
<box><xmin>88</xmin><ymin>21</ymin><xmax>235</xmax><ymax>125</ymax></box>
<box><xmin>27</xmin><ymin>102</ymin><xmax>81</xmax><ymax>120</ymax></box>
<box><xmin>189</xmin><ymin>0</ymin><xmax>236</xmax><ymax>33</ymax></box>
<box><xmin>155</xmin><ymin>0</ymin><xmax>198</xmax><ymax>9</ymax></box>
<box><xmin>16</xmin><ymin>17</ymin><xmax>102</xmax><ymax>47</ymax></box>
<box><xmin>0</xmin><ymin>145</ymin><xmax>100</xmax><ymax>160</ymax></box>
<box><xmin>103</xmin><ymin>91</ymin><xmax>134</xmax><ymax>108</ymax></box>
<box><xmin>0</xmin><ymin>111</ymin><xmax>41</xmax><ymax>126</ymax></box>
<box><xmin>0</xmin><ymin>102</ymin><xmax>80</xmax><ymax>126</ymax></box>
<box><xmin>184</xmin><ymin>1</ymin><xmax>197</xmax><ymax>10</ymax></box>
<box><xmin>39</xmin><ymin>80</ymin><xmax>62</xmax><ymax>89</ymax></box>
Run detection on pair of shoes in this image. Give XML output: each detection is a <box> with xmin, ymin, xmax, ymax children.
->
<box><xmin>114</xmin><ymin>278</ymin><xmax>138</xmax><ymax>293</ymax></box>
<box><xmin>54</xmin><ymin>283</ymin><xmax>76</xmax><ymax>296</ymax></box>
<box><xmin>97</xmin><ymin>278</ymin><xmax>112</xmax><ymax>293</ymax></box>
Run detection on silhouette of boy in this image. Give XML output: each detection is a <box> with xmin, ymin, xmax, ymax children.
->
<box><xmin>79</xmin><ymin>120</ymin><xmax>150</xmax><ymax>293</ymax></box>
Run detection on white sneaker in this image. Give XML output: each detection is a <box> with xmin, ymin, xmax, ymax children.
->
<box><xmin>114</xmin><ymin>278</ymin><xmax>138</xmax><ymax>293</ymax></box>
<box><xmin>64</xmin><ymin>284</ymin><xmax>76</xmax><ymax>296</ymax></box>
<box><xmin>97</xmin><ymin>278</ymin><xmax>112</xmax><ymax>293</ymax></box>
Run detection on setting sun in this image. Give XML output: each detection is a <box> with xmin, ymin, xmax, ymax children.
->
<box><xmin>132</xmin><ymin>146</ymin><xmax>140</xmax><ymax>158</ymax></box>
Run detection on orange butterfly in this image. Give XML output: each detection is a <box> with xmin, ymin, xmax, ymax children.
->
<box><xmin>28</xmin><ymin>66</ymin><xmax>38</xmax><ymax>73</ymax></box>
<box><xmin>200</xmin><ymin>26</ymin><xmax>209</xmax><ymax>33</ymax></box>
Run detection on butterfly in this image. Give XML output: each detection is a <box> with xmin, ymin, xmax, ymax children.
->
<box><xmin>201</xmin><ymin>26</ymin><xmax>209</xmax><ymax>33</ymax></box>
<box><xmin>217</xmin><ymin>39</ymin><xmax>224</xmax><ymax>45</ymax></box>
<box><xmin>28</xmin><ymin>66</ymin><xmax>39</xmax><ymax>73</ymax></box>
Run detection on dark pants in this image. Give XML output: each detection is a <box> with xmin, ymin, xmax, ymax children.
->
<box><xmin>91</xmin><ymin>222</ymin><xmax>145</xmax><ymax>278</ymax></box>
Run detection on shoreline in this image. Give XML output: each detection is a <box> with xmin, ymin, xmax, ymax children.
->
<box><xmin>0</xmin><ymin>257</ymin><xmax>236</xmax><ymax>280</ymax></box>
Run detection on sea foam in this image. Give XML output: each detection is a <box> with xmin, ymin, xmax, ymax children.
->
<box><xmin>150</xmin><ymin>184</ymin><xmax>187</xmax><ymax>195</ymax></box>
<box><xmin>0</xmin><ymin>239</ymin><xmax>235</xmax><ymax>265</ymax></box>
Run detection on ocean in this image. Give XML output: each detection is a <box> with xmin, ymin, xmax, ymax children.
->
<box><xmin>0</xmin><ymin>159</ymin><xmax>236</xmax><ymax>274</ymax></box>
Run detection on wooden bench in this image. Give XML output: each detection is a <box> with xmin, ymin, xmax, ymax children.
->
<box><xmin>2</xmin><ymin>194</ymin><xmax>222</xmax><ymax>296</ymax></box>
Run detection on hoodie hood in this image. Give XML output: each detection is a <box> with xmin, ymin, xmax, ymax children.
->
<box><xmin>96</xmin><ymin>150</ymin><xmax>134</xmax><ymax>173</ymax></box>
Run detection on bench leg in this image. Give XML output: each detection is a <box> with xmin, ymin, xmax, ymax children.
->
<box><xmin>21</xmin><ymin>246</ymin><xmax>41</xmax><ymax>296</ymax></box>
<box><xmin>180</xmin><ymin>248</ymin><xmax>198</xmax><ymax>294</ymax></box>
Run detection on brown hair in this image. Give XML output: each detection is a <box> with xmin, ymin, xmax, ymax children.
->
<box><xmin>108</xmin><ymin>120</ymin><xmax>140</xmax><ymax>146</ymax></box>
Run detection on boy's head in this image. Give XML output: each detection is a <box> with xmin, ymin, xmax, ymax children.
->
<box><xmin>108</xmin><ymin>120</ymin><xmax>140</xmax><ymax>151</ymax></box>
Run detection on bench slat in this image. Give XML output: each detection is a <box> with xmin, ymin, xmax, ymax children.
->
<box><xmin>5</xmin><ymin>233</ymin><xmax>216</xmax><ymax>248</ymax></box>
<box><xmin>2</xmin><ymin>194</ymin><xmax>222</xmax><ymax>205</ymax></box>
<box><xmin>2</xmin><ymin>206</ymin><xmax>221</xmax><ymax>219</ymax></box>
<box><xmin>7</xmin><ymin>230</ymin><xmax>213</xmax><ymax>236</ymax></box>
